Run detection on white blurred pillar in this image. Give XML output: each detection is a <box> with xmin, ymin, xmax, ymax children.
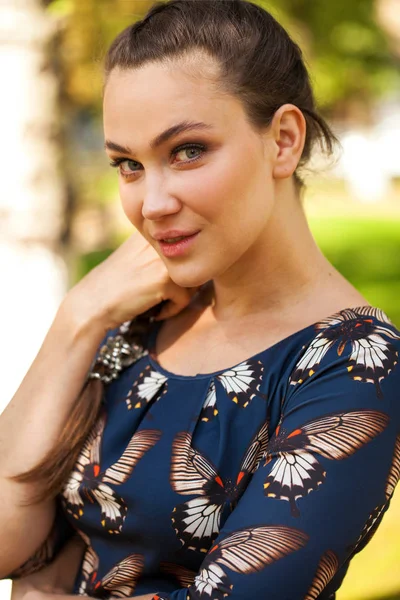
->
<box><xmin>0</xmin><ymin>0</ymin><xmax>69</xmax><ymax>413</ymax></box>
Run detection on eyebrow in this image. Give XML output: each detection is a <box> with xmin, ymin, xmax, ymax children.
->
<box><xmin>104</xmin><ymin>120</ymin><xmax>214</xmax><ymax>155</ymax></box>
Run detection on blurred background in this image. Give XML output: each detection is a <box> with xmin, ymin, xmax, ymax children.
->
<box><xmin>0</xmin><ymin>0</ymin><xmax>399</xmax><ymax>599</ymax></box>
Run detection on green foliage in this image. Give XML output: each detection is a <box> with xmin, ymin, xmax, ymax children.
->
<box><xmin>47</xmin><ymin>0</ymin><xmax>73</xmax><ymax>16</ymax></box>
<box><xmin>262</xmin><ymin>0</ymin><xmax>400</xmax><ymax>111</ymax></box>
<box><xmin>73</xmin><ymin>248</ymin><xmax>114</xmax><ymax>284</ymax></box>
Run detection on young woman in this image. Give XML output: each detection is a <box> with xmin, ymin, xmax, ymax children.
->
<box><xmin>1</xmin><ymin>1</ymin><xmax>399</xmax><ymax>599</ymax></box>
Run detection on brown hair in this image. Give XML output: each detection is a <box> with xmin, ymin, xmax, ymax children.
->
<box><xmin>15</xmin><ymin>0</ymin><xmax>338</xmax><ymax>503</ymax></box>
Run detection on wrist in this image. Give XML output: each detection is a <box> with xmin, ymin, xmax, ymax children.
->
<box><xmin>57</xmin><ymin>287</ymin><xmax>110</xmax><ymax>347</ymax></box>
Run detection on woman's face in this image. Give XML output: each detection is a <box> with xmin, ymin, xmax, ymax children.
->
<box><xmin>103</xmin><ymin>55</ymin><xmax>277</xmax><ymax>288</ymax></box>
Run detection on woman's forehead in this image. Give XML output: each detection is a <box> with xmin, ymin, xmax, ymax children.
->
<box><xmin>103</xmin><ymin>61</ymin><xmax>246</xmax><ymax>143</ymax></box>
<box><xmin>104</xmin><ymin>55</ymin><xmax>224</xmax><ymax>108</ymax></box>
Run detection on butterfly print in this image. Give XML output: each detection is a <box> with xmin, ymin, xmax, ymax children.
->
<box><xmin>170</xmin><ymin>422</ymin><xmax>269</xmax><ymax>551</ymax></box>
<box><xmin>186</xmin><ymin>525</ymin><xmax>308</xmax><ymax>599</ymax></box>
<box><xmin>385</xmin><ymin>434</ymin><xmax>400</xmax><ymax>499</ymax></box>
<box><xmin>215</xmin><ymin>360</ymin><xmax>266</xmax><ymax>408</ymax></box>
<box><xmin>78</xmin><ymin>543</ymin><xmax>144</xmax><ymax>597</ymax></box>
<box><xmin>304</xmin><ymin>550</ymin><xmax>339</xmax><ymax>600</ymax></box>
<box><xmin>76</xmin><ymin>529</ymin><xmax>91</xmax><ymax>547</ymax></box>
<box><xmin>263</xmin><ymin>409</ymin><xmax>389</xmax><ymax>517</ymax></box>
<box><xmin>200</xmin><ymin>380</ymin><xmax>218</xmax><ymax>422</ymax></box>
<box><xmin>62</xmin><ymin>411</ymin><xmax>162</xmax><ymax>533</ymax></box>
<box><xmin>160</xmin><ymin>562</ymin><xmax>196</xmax><ymax>587</ymax></box>
<box><xmin>124</xmin><ymin>364</ymin><xmax>168</xmax><ymax>410</ymax></box>
<box><xmin>349</xmin><ymin>501</ymin><xmax>389</xmax><ymax>559</ymax></box>
<box><xmin>348</xmin><ymin>434</ymin><xmax>400</xmax><ymax>556</ymax></box>
<box><xmin>289</xmin><ymin>307</ymin><xmax>400</xmax><ymax>398</ymax></box>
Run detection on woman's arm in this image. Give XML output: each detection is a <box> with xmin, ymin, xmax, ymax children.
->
<box><xmin>11</xmin><ymin>534</ymin><xmax>86</xmax><ymax>600</ymax></box>
<box><xmin>0</xmin><ymin>297</ymin><xmax>107</xmax><ymax>578</ymax></box>
<box><xmin>11</xmin><ymin>531</ymin><xmax>156</xmax><ymax>600</ymax></box>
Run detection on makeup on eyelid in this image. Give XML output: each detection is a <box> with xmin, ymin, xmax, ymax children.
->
<box><xmin>109</xmin><ymin>142</ymin><xmax>208</xmax><ymax>177</ymax></box>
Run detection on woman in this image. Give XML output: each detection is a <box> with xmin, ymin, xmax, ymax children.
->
<box><xmin>1</xmin><ymin>1</ymin><xmax>400</xmax><ymax>599</ymax></box>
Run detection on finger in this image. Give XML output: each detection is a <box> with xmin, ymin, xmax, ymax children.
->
<box><xmin>154</xmin><ymin>287</ymin><xmax>194</xmax><ymax>320</ymax></box>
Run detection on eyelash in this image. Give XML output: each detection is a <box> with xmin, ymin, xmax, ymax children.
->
<box><xmin>109</xmin><ymin>142</ymin><xmax>207</xmax><ymax>179</ymax></box>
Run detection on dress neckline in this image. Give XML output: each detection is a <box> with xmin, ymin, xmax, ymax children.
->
<box><xmin>146</xmin><ymin>304</ymin><xmax>376</xmax><ymax>380</ymax></box>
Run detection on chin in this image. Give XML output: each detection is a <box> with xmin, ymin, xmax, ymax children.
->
<box><xmin>166</xmin><ymin>264</ymin><xmax>213</xmax><ymax>289</ymax></box>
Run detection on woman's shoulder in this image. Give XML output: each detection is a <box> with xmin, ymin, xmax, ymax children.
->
<box><xmin>286</xmin><ymin>304</ymin><xmax>400</xmax><ymax>404</ymax></box>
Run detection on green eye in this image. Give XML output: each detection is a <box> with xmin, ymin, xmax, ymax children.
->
<box><xmin>173</xmin><ymin>143</ymin><xmax>206</xmax><ymax>163</ymax></box>
<box><xmin>108</xmin><ymin>142</ymin><xmax>206</xmax><ymax>177</ymax></box>
<box><xmin>109</xmin><ymin>158</ymin><xmax>141</xmax><ymax>178</ymax></box>
<box><xmin>120</xmin><ymin>160</ymin><xmax>139</xmax><ymax>172</ymax></box>
<box><xmin>176</xmin><ymin>147</ymin><xmax>202</xmax><ymax>160</ymax></box>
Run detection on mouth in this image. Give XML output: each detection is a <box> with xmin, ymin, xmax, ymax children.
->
<box><xmin>157</xmin><ymin>232</ymin><xmax>200</xmax><ymax>257</ymax></box>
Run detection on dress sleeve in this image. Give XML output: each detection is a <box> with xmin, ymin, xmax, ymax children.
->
<box><xmin>152</xmin><ymin>313</ymin><xmax>400</xmax><ymax>600</ymax></box>
<box><xmin>5</xmin><ymin>497</ymin><xmax>76</xmax><ymax>579</ymax></box>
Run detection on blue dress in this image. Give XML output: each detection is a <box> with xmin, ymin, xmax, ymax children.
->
<box><xmin>8</xmin><ymin>305</ymin><xmax>400</xmax><ymax>600</ymax></box>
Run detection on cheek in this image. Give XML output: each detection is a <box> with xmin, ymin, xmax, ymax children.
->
<box><xmin>204</xmin><ymin>144</ymin><xmax>270</xmax><ymax>225</ymax></box>
<box><xmin>188</xmin><ymin>153</ymin><xmax>248</xmax><ymax>221</ymax></box>
<box><xmin>119</xmin><ymin>182</ymin><xmax>142</xmax><ymax>228</ymax></box>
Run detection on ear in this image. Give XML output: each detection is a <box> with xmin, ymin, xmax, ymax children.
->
<box><xmin>269</xmin><ymin>104</ymin><xmax>306</xmax><ymax>180</ymax></box>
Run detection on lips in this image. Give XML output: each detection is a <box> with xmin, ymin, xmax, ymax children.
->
<box><xmin>157</xmin><ymin>231</ymin><xmax>200</xmax><ymax>257</ymax></box>
<box><xmin>162</xmin><ymin>234</ymin><xmax>194</xmax><ymax>242</ymax></box>
<box><xmin>152</xmin><ymin>229</ymin><xmax>200</xmax><ymax>241</ymax></box>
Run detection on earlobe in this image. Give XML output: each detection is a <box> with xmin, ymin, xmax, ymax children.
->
<box><xmin>271</xmin><ymin>104</ymin><xmax>306</xmax><ymax>180</ymax></box>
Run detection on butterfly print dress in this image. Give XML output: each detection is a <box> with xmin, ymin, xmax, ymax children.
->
<box><xmin>7</xmin><ymin>305</ymin><xmax>400</xmax><ymax>600</ymax></box>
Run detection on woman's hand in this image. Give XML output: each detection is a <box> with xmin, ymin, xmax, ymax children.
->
<box><xmin>66</xmin><ymin>231</ymin><xmax>200</xmax><ymax>331</ymax></box>
<box><xmin>11</xmin><ymin>535</ymin><xmax>85</xmax><ymax>600</ymax></box>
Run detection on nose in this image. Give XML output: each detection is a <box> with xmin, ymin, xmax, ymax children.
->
<box><xmin>141</xmin><ymin>175</ymin><xmax>181</xmax><ymax>220</ymax></box>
